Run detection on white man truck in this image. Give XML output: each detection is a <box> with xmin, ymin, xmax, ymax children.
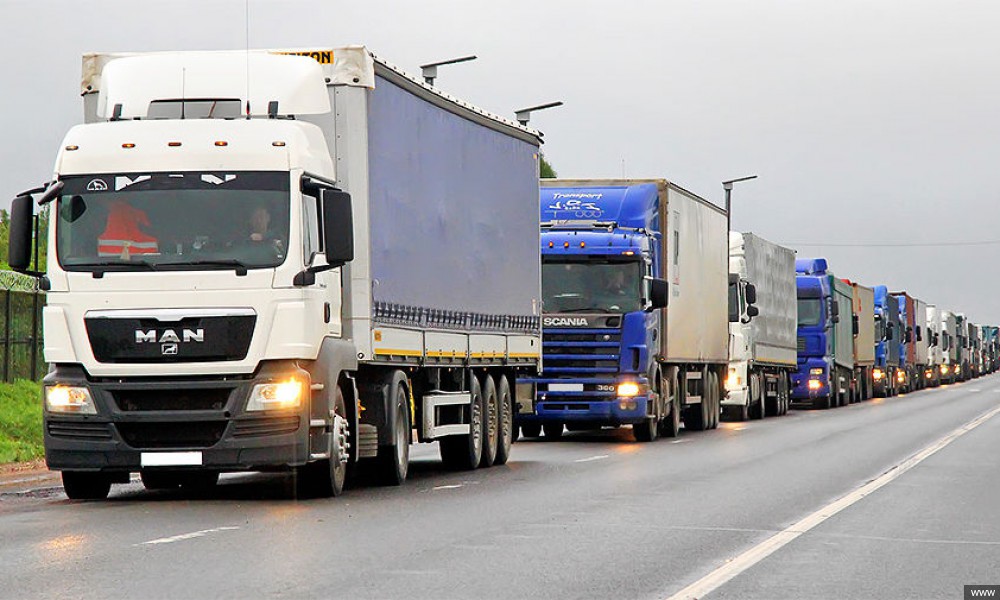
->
<box><xmin>8</xmin><ymin>48</ymin><xmax>542</xmax><ymax>499</ymax></box>
<box><xmin>724</xmin><ymin>232</ymin><xmax>796</xmax><ymax>420</ymax></box>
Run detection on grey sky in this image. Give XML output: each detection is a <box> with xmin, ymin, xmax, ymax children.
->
<box><xmin>2</xmin><ymin>0</ymin><xmax>998</xmax><ymax>322</ymax></box>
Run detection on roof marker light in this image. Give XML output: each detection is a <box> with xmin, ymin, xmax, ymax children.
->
<box><xmin>563</xmin><ymin>242</ymin><xmax>570</xmax><ymax>248</ymax></box>
<box><xmin>214</xmin><ymin>141</ymin><xmax>228</xmax><ymax>147</ymax></box>
<box><xmin>580</xmin><ymin>242</ymin><xmax>586</xmax><ymax>248</ymax></box>
<box><xmin>65</xmin><ymin>145</ymin><xmax>79</xmax><ymax>151</ymax></box>
<box><xmin>548</xmin><ymin>241</ymin><xmax>554</xmax><ymax>248</ymax></box>
<box><xmin>122</xmin><ymin>143</ymin><xmax>135</xmax><ymax>149</ymax></box>
<box><xmin>272</xmin><ymin>141</ymin><xmax>286</xmax><ymax>147</ymax></box>
<box><xmin>167</xmin><ymin>142</ymin><xmax>181</xmax><ymax>147</ymax></box>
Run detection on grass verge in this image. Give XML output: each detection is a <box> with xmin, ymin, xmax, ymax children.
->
<box><xmin>0</xmin><ymin>380</ymin><xmax>43</xmax><ymax>464</ymax></box>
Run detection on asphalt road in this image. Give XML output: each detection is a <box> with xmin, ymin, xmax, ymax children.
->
<box><xmin>2</xmin><ymin>376</ymin><xmax>999</xmax><ymax>600</ymax></box>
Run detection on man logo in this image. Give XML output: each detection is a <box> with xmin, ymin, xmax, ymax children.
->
<box><xmin>135</xmin><ymin>329</ymin><xmax>205</xmax><ymax>344</ymax></box>
<box><xmin>86</xmin><ymin>179</ymin><xmax>108</xmax><ymax>191</ymax></box>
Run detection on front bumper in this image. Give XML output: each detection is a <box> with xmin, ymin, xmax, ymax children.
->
<box><xmin>516</xmin><ymin>396</ymin><xmax>648</xmax><ymax>426</ymax></box>
<box><xmin>790</xmin><ymin>374</ymin><xmax>828</xmax><ymax>400</ymax></box>
<box><xmin>43</xmin><ymin>362</ymin><xmax>312</xmax><ymax>473</ymax></box>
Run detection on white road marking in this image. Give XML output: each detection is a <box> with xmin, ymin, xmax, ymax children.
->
<box><xmin>665</xmin><ymin>402</ymin><xmax>1000</xmax><ymax>600</ymax></box>
<box><xmin>138</xmin><ymin>526</ymin><xmax>239</xmax><ymax>546</ymax></box>
<box><xmin>670</xmin><ymin>439</ymin><xmax>691</xmax><ymax>444</ymax></box>
<box><xmin>432</xmin><ymin>484</ymin><xmax>463</xmax><ymax>490</ymax></box>
<box><xmin>575</xmin><ymin>454</ymin><xmax>609</xmax><ymax>463</ymax></box>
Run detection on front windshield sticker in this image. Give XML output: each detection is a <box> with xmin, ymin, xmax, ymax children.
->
<box><xmin>201</xmin><ymin>174</ymin><xmax>237</xmax><ymax>185</ymax></box>
<box><xmin>115</xmin><ymin>175</ymin><xmax>151</xmax><ymax>191</ymax></box>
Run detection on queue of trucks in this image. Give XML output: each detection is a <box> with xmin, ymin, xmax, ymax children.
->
<box><xmin>6</xmin><ymin>47</ymin><xmax>998</xmax><ymax>500</ymax></box>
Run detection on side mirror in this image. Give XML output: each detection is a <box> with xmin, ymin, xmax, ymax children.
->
<box><xmin>321</xmin><ymin>189</ymin><xmax>354</xmax><ymax>267</ymax></box>
<box><xmin>8</xmin><ymin>194</ymin><xmax>35</xmax><ymax>272</ymax></box>
<box><xmin>831</xmin><ymin>300</ymin><xmax>840</xmax><ymax>324</ymax></box>
<box><xmin>745</xmin><ymin>283</ymin><xmax>757</xmax><ymax>305</ymax></box>
<box><xmin>905</xmin><ymin>327</ymin><xmax>913</xmax><ymax>343</ymax></box>
<box><xmin>916</xmin><ymin>326</ymin><xmax>922</xmax><ymax>342</ymax></box>
<box><xmin>886</xmin><ymin>323</ymin><xmax>894</xmax><ymax>341</ymax></box>
<box><xmin>649</xmin><ymin>278</ymin><xmax>668</xmax><ymax>310</ymax></box>
<box><xmin>852</xmin><ymin>314</ymin><xmax>859</xmax><ymax>335</ymax></box>
<box><xmin>746</xmin><ymin>305</ymin><xmax>760</xmax><ymax>319</ymax></box>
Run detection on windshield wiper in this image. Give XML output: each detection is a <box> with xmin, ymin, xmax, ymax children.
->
<box><xmin>156</xmin><ymin>259</ymin><xmax>249</xmax><ymax>276</ymax></box>
<box><xmin>69</xmin><ymin>260</ymin><xmax>159</xmax><ymax>278</ymax></box>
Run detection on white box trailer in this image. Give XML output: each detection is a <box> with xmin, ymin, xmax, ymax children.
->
<box><xmin>724</xmin><ymin>232</ymin><xmax>797</xmax><ymax>420</ymax></box>
<box><xmin>11</xmin><ymin>47</ymin><xmax>542</xmax><ymax>499</ymax></box>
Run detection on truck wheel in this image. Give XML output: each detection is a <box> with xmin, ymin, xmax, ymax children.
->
<box><xmin>709</xmin><ymin>372</ymin><xmax>721</xmax><ymax>429</ymax></box>
<box><xmin>297</xmin><ymin>385</ymin><xmax>350</xmax><ymax>497</ymax></box>
<box><xmin>479</xmin><ymin>374</ymin><xmax>499</xmax><ymax>468</ymax></box>
<box><xmin>633</xmin><ymin>415</ymin><xmax>658</xmax><ymax>442</ymax></box>
<box><xmin>682</xmin><ymin>383</ymin><xmax>708</xmax><ymax>431</ymax></box>
<box><xmin>520</xmin><ymin>423</ymin><xmax>542</xmax><ymax>438</ymax></box>
<box><xmin>814</xmin><ymin>394</ymin><xmax>831</xmax><ymax>410</ymax></box>
<box><xmin>749</xmin><ymin>374</ymin><xmax>763</xmax><ymax>420</ymax></box>
<box><xmin>494</xmin><ymin>375</ymin><xmax>514</xmax><ymax>466</ymax></box>
<box><xmin>440</xmin><ymin>375</ymin><xmax>483</xmax><ymax>470</ymax></box>
<box><xmin>62</xmin><ymin>472</ymin><xmax>111</xmax><ymax>500</ymax></box>
<box><xmin>659</xmin><ymin>376</ymin><xmax>681</xmax><ymax>437</ymax></box>
<box><xmin>374</xmin><ymin>375</ymin><xmax>410</xmax><ymax>485</ymax></box>
<box><xmin>543</xmin><ymin>423</ymin><xmax>564</xmax><ymax>439</ymax></box>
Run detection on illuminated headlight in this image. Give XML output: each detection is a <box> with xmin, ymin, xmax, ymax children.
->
<box><xmin>617</xmin><ymin>382</ymin><xmax>641</xmax><ymax>397</ymax></box>
<box><xmin>809</xmin><ymin>368</ymin><xmax>824</xmax><ymax>376</ymax></box>
<box><xmin>896</xmin><ymin>370</ymin><xmax>905</xmax><ymax>383</ymax></box>
<box><xmin>247</xmin><ymin>379</ymin><xmax>305</xmax><ymax>411</ymax></box>
<box><xmin>45</xmin><ymin>385</ymin><xmax>96</xmax><ymax>414</ymax></box>
<box><xmin>873</xmin><ymin>369</ymin><xmax>884</xmax><ymax>380</ymax></box>
<box><xmin>726</xmin><ymin>369</ymin><xmax>742</xmax><ymax>390</ymax></box>
<box><xmin>940</xmin><ymin>365</ymin><xmax>949</xmax><ymax>374</ymax></box>
<box><xmin>807</xmin><ymin>379</ymin><xmax>822</xmax><ymax>390</ymax></box>
<box><xmin>925</xmin><ymin>370</ymin><xmax>932</xmax><ymax>379</ymax></box>
<box><xmin>954</xmin><ymin>364</ymin><xmax>961</xmax><ymax>374</ymax></box>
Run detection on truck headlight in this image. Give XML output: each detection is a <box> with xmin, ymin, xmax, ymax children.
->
<box><xmin>954</xmin><ymin>364</ymin><xmax>961</xmax><ymax>374</ymax></box>
<box><xmin>873</xmin><ymin>369</ymin><xmax>883</xmax><ymax>380</ymax></box>
<box><xmin>725</xmin><ymin>370</ymin><xmax>741</xmax><ymax>389</ymax></box>
<box><xmin>617</xmin><ymin>382</ymin><xmax>641</xmax><ymax>397</ymax></box>
<box><xmin>807</xmin><ymin>379</ymin><xmax>822</xmax><ymax>390</ymax></box>
<box><xmin>940</xmin><ymin>365</ymin><xmax>948</xmax><ymax>374</ymax></box>
<box><xmin>896</xmin><ymin>370</ymin><xmax>905</xmax><ymax>383</ymax></box>
<box><xmin>247</xmin><ymin>378</ymin><xmax>305</xmax><ymax>411</ymax></box>
<box><xmin>45</xmin><ymin>385</ymin><xmax>96</xmax><ymax>414</ymax></box>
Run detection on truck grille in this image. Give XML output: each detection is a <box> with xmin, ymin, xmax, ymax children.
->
<box><xmin>116</xmin><ymin>421</ymin><xmax>227</xmax><ymax>449</ymax></box>
<box><xmin>542</xmin><ymin>327</ymin><xmax>622</xmax><ymax>381</ymax></box>
<box><xmin>47</xmin><ymin>421</ymin><xmax>113</xmax><ymax>440</ymax></box>
<box><xmin>232</xmin><ymin>416</ymin><xmax>300</xmax><ymax>437</ymax></box>
<box><xmin>112</xmin><ymin>388</ymin><xmax>233</xmax><ymax>412</ymax></box>
<box><xmin>797</xmin><ymin>337</ymin><xmax>806</xmax><ymax>353</ymax></box>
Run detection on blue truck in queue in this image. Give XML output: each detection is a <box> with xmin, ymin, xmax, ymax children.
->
<box><xmin>873</xmin><ymin>286</ymin><xmax>902</xmax><ymax>396</ymax></box>
<box><xmin>517</xmin><ymin>179</ymin><xmax>730</xmax><ymax>442</ymax></box>
<box><xmin>791</xmin><ymin>259</ymin><xmax>854</xmax><ymax>409</ymax></box>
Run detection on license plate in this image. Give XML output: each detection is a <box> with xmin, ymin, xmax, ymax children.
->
<box><xmin>548</xmin><ymin>383</ymin><xmax>584</xmax><ymax>392</ymax></box>
<box><xmin>141</xmin><ymin>452</ymin><xmax>203</xmax><ymax>467</ymax></box>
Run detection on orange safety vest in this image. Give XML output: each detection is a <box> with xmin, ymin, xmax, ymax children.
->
<box><xmin>98</xmin><ymin>201</ymin><xmax>159</xmax><ymax>257</ymax></box>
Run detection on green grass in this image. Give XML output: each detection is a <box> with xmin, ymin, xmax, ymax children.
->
<box><xmin>0</xmin><ymin>380</ymin><xmax>44</xmax><ymax>463</ymax></box>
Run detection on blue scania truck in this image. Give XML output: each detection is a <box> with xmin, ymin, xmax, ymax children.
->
<box><xmin>791</xmin><ymin>259</ymin><xmax>854</xmax><ymax>409</ymax></box>
<box><xmin>516</xmin><ymin>179</ymin><xmax>730</xmax><ymax>442</ymax></box>
<box><xmin>872</xmin><ymin>286</ymin><xmax>902</xmax><ymax>396</ymax></box>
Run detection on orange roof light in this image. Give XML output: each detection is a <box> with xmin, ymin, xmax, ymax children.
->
<box><xmin>167</xmin><ymin>141</ymin><xmax>182</xmax><ymax>147</ymax></box>
<box><xmin>65</xmin><ymin>145</ymin><xmax>79</xmax><ymax>151</ymax></box>
<box><xmin>214</xmin><ymin>141</ymin><xmax>228</xmax><ymax>147</ymax></box>
<box><xmin>121</xmin><ymin>143</ymin><xmax>135</xmax><ymax>149</ymax></box>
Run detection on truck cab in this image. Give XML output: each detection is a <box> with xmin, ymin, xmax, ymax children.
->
<box><xmin>791</xmin><ymin>258</ymin><xmax>851</xmax><ymax>408</ymax></box>
<box><xmin>873</xmin><ymin>286</ymin><xmax>901</xmax><ymax>396</ymax></box>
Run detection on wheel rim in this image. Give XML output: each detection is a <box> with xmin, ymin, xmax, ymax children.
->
<box><xmin>499</xmin><ymin>386</ymin><xmax>512</xmax><ymax>451</ymax></box>
<box><xmin>396</xmin><ymin>387</ymin><xmax>409</xmax><ymax>479</ymax></box>
<box><xmin>487</xmin><ymin>390</ymin><xmax>498</xmax><ymax>453</ymax></box>
<box><xmin>471</xmin><ymin>389</ymin><xmax>482</xmax><ymax>456</ymax></box>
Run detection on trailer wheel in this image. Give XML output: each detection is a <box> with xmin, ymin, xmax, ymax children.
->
<box><xmin>440</xmin><ymin>374</ymin><xmax>483</xmax><ymax>470</ymax></box>
<box><xmin>479</xmin><ymin>373</ymin><xmax>499</xmax><ymax>468</ymax></box>
<box><xmin>659</xmin><ymin>374</ymin><xmax>681</xmax><ymax>438</ymax></box>
<box><xmin>494</xmin><ymin>374</ymin><xmax>514</xmax><ymax>466</ymax></box>
<box><xmin>520</xmin><ymin>423</ymin><xmax>542</xmax><ymax>438</ymax></box>
<box><xmin>374</xmin><ymin>374</ymin><xmax>410</xmax><ymax>485</ymax></box>
<box><xmin>543</xmin><ymin>423</ymin><xmax>564</xmax><ymax>439</ymax></box>
<box><xmin>709</xmin><ymin>372</ymin><xmax>721</xmax><ymax>429</ymax></box>
<box><xmin>62</xmin><ymin>472</ymin><xmax>111</xmax><ymax>500</ymax></box>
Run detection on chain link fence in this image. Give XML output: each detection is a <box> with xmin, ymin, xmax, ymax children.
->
<box><xmin>0</xmin><ymin>270</ymin><xmax>43</xmax><ymax>382</ymax></box>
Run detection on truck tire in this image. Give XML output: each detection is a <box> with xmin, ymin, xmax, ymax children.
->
<box><xmin>659</xmin><ymin>375</ymin><xmax>681</xmax><ymax>437</ymax></box>
<box><xmin>373</xmin><ymin>374</ymin><xmax>410</xmax><ymax>485</ymax></box>
<box><xmin>520</xmin><ymin>423</ymin><xmax>542</xmax><ymax>438</ymax></box>
<box><xmin>440</xmin><ymin>374</ymin><xmax>483</xmax><ymax>470</ymax></box>
<box><xmin>633</xmin><ymin>415</ymin><xmax>658</xmax><ymax>442</ymax></box>
<box><xmin>479</xmin><ymin>374</ymin><xmax>499</xmax><ymax>468</ymax></box>
<box><xmin>749</xmin><ymin>374</ymin><xmax>764</xmax><ymax>420</ymax></box>
<box><xmin>814</xmin><ymin>393</ymin><xmax>832</xmax><ymax>410</ymax></box>
<box><xmin>709</xmin><ymin>372</ymin><xmax>721</xmax><ymax>429</ymax></box>
<box><xmin>494</xmin><ymin>374</ymin><xmax>514</xmax><ymax>466</ymax></box>
<box><xmin>297</xmin><ymin>385</ymin><xmax>349</xmax><ymax>497</ymax></box>
<box><xmin>62</xmin><ymin>472</ymin><xmax>111</xmax><ymax>500</ymax></box>
<box><xmin>543</xmin><ymin>423</ymin><xmax>564</xmax><ymax>439</ymax></box>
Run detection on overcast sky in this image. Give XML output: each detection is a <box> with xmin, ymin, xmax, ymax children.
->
<box><xmin>2</xmin><ymin>0</ymin><xmax>999</xmax><ymax>322</ymax></box>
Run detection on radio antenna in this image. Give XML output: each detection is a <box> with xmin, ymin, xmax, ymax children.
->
<box><xmin>181</xmin><ymin>68</ymin><xmax>186</xmax><ymax>119</ymax></box>
<box><xmin>245</xmin><ymin>0</ymin><xmax>251</xmax><ymax>118</ymax></box>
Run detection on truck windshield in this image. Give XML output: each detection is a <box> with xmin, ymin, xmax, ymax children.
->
<box><xmin>798</xmin><ymin>298</ymin><xmax>823</xmax><ymax>326</ymax></box>
<box><xmin>55</xmin><ymin>171</ymin><xmax>290</xmax><ymax>271</ymax></box>
<box><xmin>542</xmin><ymin>259</ymin><xmax>642</xmax><ymax>313</ymax></box>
